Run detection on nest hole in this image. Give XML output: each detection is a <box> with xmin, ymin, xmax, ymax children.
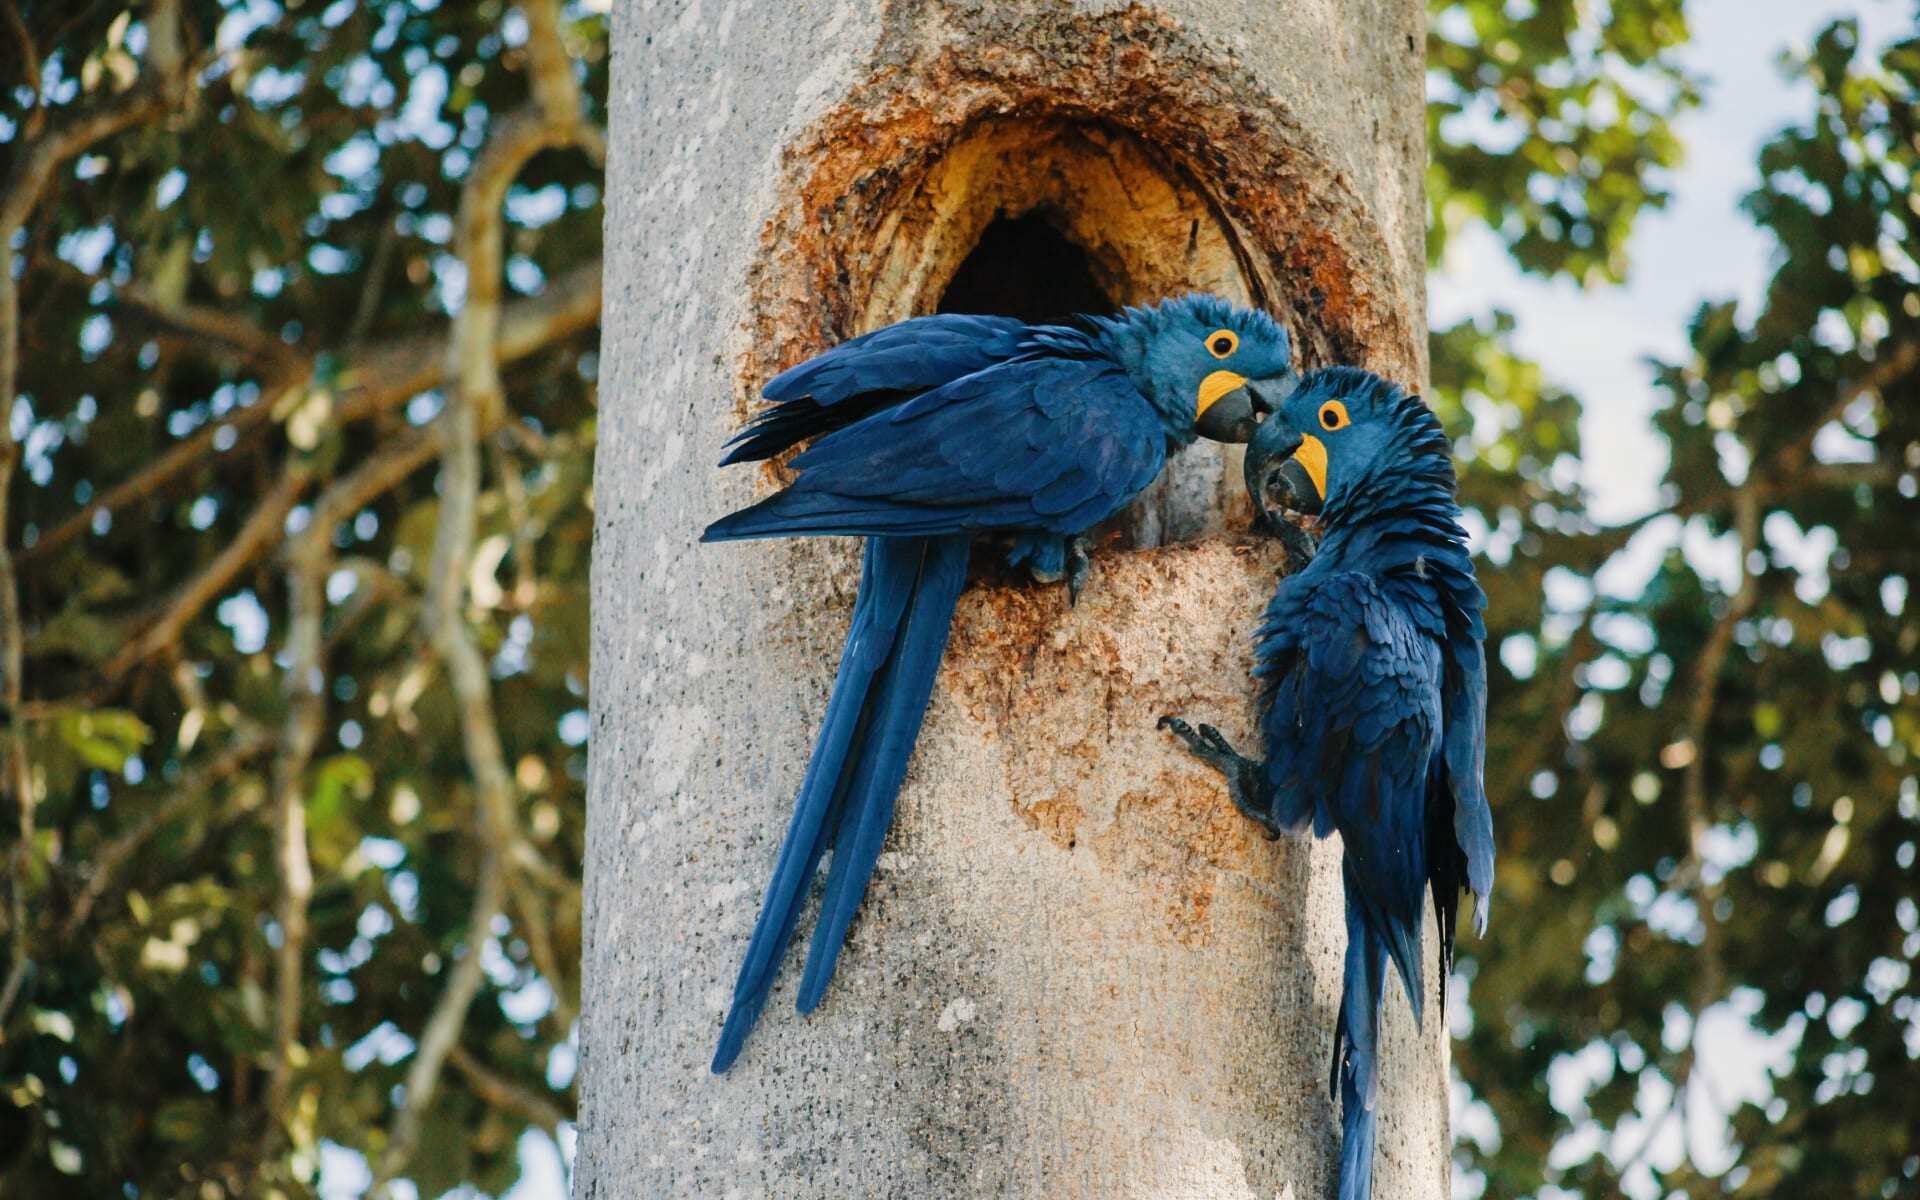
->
<box><xmin>937</xmin><ymin>211</ymin><xmax>1116</xmax><ymax>325</ymax></box>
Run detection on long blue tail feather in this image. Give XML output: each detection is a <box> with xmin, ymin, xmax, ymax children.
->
<box><xmin>796</xmin><ymin>536</ymin><xmax>969</xmax><ymax>1012</ymax></box>
<box><xmin>709</xmin><ymin>540</ymin><xmax>912</xmax><ymax>1072</ymax></box>
<box><xmin>711</xmin><ymin>535</ymin><xmax>968</xmax><ymax>1071</ymax></box>
<box><xmin>707</xmin><ymin>773</ymin><xmax>853</xmax><ymax>1073</ymax></box>
<box><xmin>1333</xmin><ymin>869</ymin><xmax>1389</xmax><ymax>1200</ymax></box>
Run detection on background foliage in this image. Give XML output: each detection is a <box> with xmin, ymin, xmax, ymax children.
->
<box><xmin>2</xmin><ymin>1</ymin><xmax>602</xmax><ymax>1195</ymax></box>
<box><xmin>1428</xmin><ymin>5</ymin><xmax>1920</xmax><ymax>1198</ymax></box>
<box><xmin>0</xmin><ymin>0</ymin><xmax>1912</xmax><ymax>1197</ymax></box>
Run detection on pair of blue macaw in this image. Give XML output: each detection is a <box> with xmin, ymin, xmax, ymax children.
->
<box><xmin>701</xmin><ymin>295</ymin><xmax>1494</xmax><ymax>1200</ymax></box>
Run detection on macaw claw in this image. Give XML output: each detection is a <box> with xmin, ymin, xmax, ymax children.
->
<box><xmin>1157</xmin><ymin>715</ymin><xmax>1279</xmax><ymax>838</ymax></box>
<box><xmin>1065</xmin><ymin>536</ymin><xmax>1092</xmax><ymax>607</ymax></box>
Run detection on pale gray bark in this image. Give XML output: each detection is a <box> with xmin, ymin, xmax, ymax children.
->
<box><xmin>580</xmin><ymin>2</ymin><xmax>1440</xmax><ymax>1196</ymax></box>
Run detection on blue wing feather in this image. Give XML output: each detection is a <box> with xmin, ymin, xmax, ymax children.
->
<box><xmin>703</xmin><ymin>358</ymin><xmax>1164</xmax><ymax>543</ymax></box>
<box><xmin>1259</xmin><ymin>572</ymin><xmax>1440</xmax><ymax>1019</ymax></box>
<box><xmin>1444</xmin><ymin>636</ymin><xmax>1495</xmax><ymax>933</ymax></box>
<box><xmin>722</xmin><ymin>315</ymin><xmax>1029</xmax><ymax>464</ymax></box>
<box><xmin>763</xmin><ymin>315</ymin><xmax>1027</xmax><ymax>405</ymax></box>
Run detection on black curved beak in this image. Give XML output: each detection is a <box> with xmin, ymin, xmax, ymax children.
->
<box><xmin>1245</xmin><ymin>373</ymin><xmax>1299</xmax><ymax>419</ymax></box>
<box><xmin>1244</xmin><ymin>411</ymin><xmax>1321</xmax><ymax>562</ymax></box>
<box><xmin>1195</xmin><ymin>372</ymin><xmax>1299</xmax><ymax>444</ymax></box>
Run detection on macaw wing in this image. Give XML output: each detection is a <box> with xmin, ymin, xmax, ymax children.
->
<box><xmin>1443</xmin><ymin>633</ymin><xmax>1494</xmax><ymax>934</ymax></box>
<box><xmin>702</xmin><ymin>357</ymin><xmax>1166</xmax><ymax>541</ymax></box>
<box><xmin>722</xmin><ymin>315</ymin><xmax>1030</xmax><ymax>464</ymax></box>
<box><xmin>1261</xmin><ymin>572</ymin><xmax>1442</xmax><ymax>1014</ymax></box>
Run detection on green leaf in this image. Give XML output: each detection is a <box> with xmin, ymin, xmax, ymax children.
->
<box><xmin>55</xmin><ymin>710</ymin><xmax>152</xmax><ymax>771</ymax></box>
<box><xmin>309</xmin><ymin>754</ymin><xmax>374</xmax><ymax>832</ymax></box>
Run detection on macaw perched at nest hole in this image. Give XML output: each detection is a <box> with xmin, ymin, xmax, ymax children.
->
<box><xmin>702</xmin><ymin>293</ymin><xmax>1301</xmax><ymax>1073</ymax></box>
<box><xmin>1162</xmin><ymin>366</ymin><xmax>1496</xmax><ymax>1200</ymax></box>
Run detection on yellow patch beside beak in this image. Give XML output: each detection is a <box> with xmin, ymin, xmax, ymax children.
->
<box><xmin>1292</xmin><ymin>434</ymin><xmax>1328</xmax><ymax>499</ymax></box>
<box><xmin>1196</xmin><ymin>370</ymin><xmax>1248</xmax><ymax>418</ymax></box>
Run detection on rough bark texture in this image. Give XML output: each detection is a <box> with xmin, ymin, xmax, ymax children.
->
<box><xmin>581</xmin><ymin>2</ymin><xmax>1437</xmax><ymax>1196</ymax></box>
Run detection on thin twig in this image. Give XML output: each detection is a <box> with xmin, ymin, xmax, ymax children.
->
<box><xmin>510</xmin><ymin>874</ymin><xmax>577</xmax><ymax>1034</ymax></box>
<box><xmin>446</xmin><ymin>1045</ymin><xmax>571</xmax><ymax>1134</ymax></box>
<box><xmin>345</xmin><ymin>212</ymin><xmax>399</xmax><ymax>347</ymax></box>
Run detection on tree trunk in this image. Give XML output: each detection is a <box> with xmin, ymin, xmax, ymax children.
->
<box><xmin>579</xmin><ymin>2</ymin><xmax>1437</xmax><ymax>1197</ymax></box>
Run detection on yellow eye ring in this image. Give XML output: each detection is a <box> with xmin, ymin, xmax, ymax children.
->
<box><xmin>1205</xmin><ymin>329</ymin><xmax>1239</xmax><ymax>359</ymax></box>
<box><xmin>1319</xmin><ymin>400</ymin><xmax>1350</xmax><ymax>431</ymax></box>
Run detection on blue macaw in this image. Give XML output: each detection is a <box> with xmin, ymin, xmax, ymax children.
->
<box><xmin>704</xmin><ymin>295</ymin><xmax>1300</xmax><ymax>1072</ymax></box>
<box><xmin>1159</xmin><ymin>367</ymin><xmax>1494</xmax><ymax>1200</ymax></box>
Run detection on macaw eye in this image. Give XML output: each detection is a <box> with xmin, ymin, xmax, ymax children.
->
<box><xmin>1205</xmin><ymin>329</ymin><xmax>1238</xmax><ymax>359</ymax></box>
<box><xmin>1319</xmin><ymin>400</ymin><xmax>1350</xmax><ymax>431</ymax></box>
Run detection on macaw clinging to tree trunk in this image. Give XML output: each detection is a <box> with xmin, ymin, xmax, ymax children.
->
<box><xmin>703</xmin><ymin>294</ymin><xmax>1301</xmax><ymax>1072</ymax></box>
<box><xmin>1161</xmin><ymin>366</ymin><xmax>1495</xmax><ymax>1200</ymax></box>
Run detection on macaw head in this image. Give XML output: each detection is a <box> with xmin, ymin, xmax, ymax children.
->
<box><xmin>1245</xmin><ymin>366</ymin><xmax>1455</xmax><ymax>535</ymax></box>
<box><xmin>1100</xmin><ymin>294</ymin><xmax>1300</xmax><ymax>443</ymax></box>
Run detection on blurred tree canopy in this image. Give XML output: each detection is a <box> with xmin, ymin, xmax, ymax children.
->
<box><xmin>1</xmin><ymin>1</ymin><xmax>602</xmax><ymax>1195</ymax></box>
<box><xmin>1427</xmin><ymin>0</ymin><xmax>1698</xmax><ymax>284</ymax></box>
<box><xmin>1426</xmin><ymin>11</ymin><xmax>1920</xmax><ymax>1200</ymax></box>
<box><xmin>0</xmin><ymin>0</ymin><xmax>1912</xmax><ymax>1198</ymax></box>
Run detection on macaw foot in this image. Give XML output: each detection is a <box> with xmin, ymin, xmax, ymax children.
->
<box><xmin>1006</xmin><ymin>533</ymin><xmax>1065</xmax><ymax>584</ymax></box>
<box><xmin>1156</xmin><ymin>716</ymin><xmax>1279</xmax><ymax>839</ymax></box>
<box><xmin>1065</xmin><ymin>536</ymin><xmax>1092</xmax><ymax>607</ymax></box>
<box><xmin>1007</xmin><ymin>534</ymin><xmax>1093</xmax><ymax>605</ymax></box>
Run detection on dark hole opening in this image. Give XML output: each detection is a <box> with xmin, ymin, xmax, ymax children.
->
<box><xmin>937</xmin><ymin>210</ymin><xmax>1115</xmax><ymax>325</ymax></box>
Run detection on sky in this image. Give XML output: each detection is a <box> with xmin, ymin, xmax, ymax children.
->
<box><xmin>318</xmin><ymin>1</ymin><xmax>1908</xmax><ymax>1196</ymax></box>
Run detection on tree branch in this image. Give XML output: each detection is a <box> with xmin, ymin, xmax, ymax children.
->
<box><xmin>1651</xmin><ymin>337</ymin><xmax>1920</xmax><ymax>530</ymax></box>
<box><xmin>1674</xmin><ymin>487</ymin><xmax>1758</xmax><ymax>1012</ymax></box>
<box><xmin>101</xmin><ymin>465</ymin><xmax>313</xmax><ymax>683</ymax></box>
<box><xmin>1770</xmin><ymin>338</ymin><xmax>1920</xmax><ymax>480</ymax></box>
<box><xmin>259</xmin><ymin>540</ymin><xmax>328</xmax><ymax>1156</ymax></box>
<box><xmin>89</xmin><ymin>389</ymin><xmax>538</xmax><ymax>697</ymax></box>
<box><xmin>0</xmin><ymin>2</ymin><xmax>185</xmax><ymax>238</ymax></box>
<box><xmin>1</xmin><ymin>3</ymin><xmax>39</xmax><ymax>140</ymax></box>
<box><xmin>21</xmin><ymin>260</ymin><xmax>600</xmax><ymax>566</ymax></box>
<box><xmin>369</xmin><ymin>3</ymin><xmax>597</xmax><ymax>1189</ymax></box>
<box><xmin>113</xmin><ymin>280</ymin><xmax>305</xmax><ymax>376</ymax></box>
<box><xmin>446</xmin><ymin>1045</ymin><xmax>571</xmax><ymax>1135</ymax></box>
